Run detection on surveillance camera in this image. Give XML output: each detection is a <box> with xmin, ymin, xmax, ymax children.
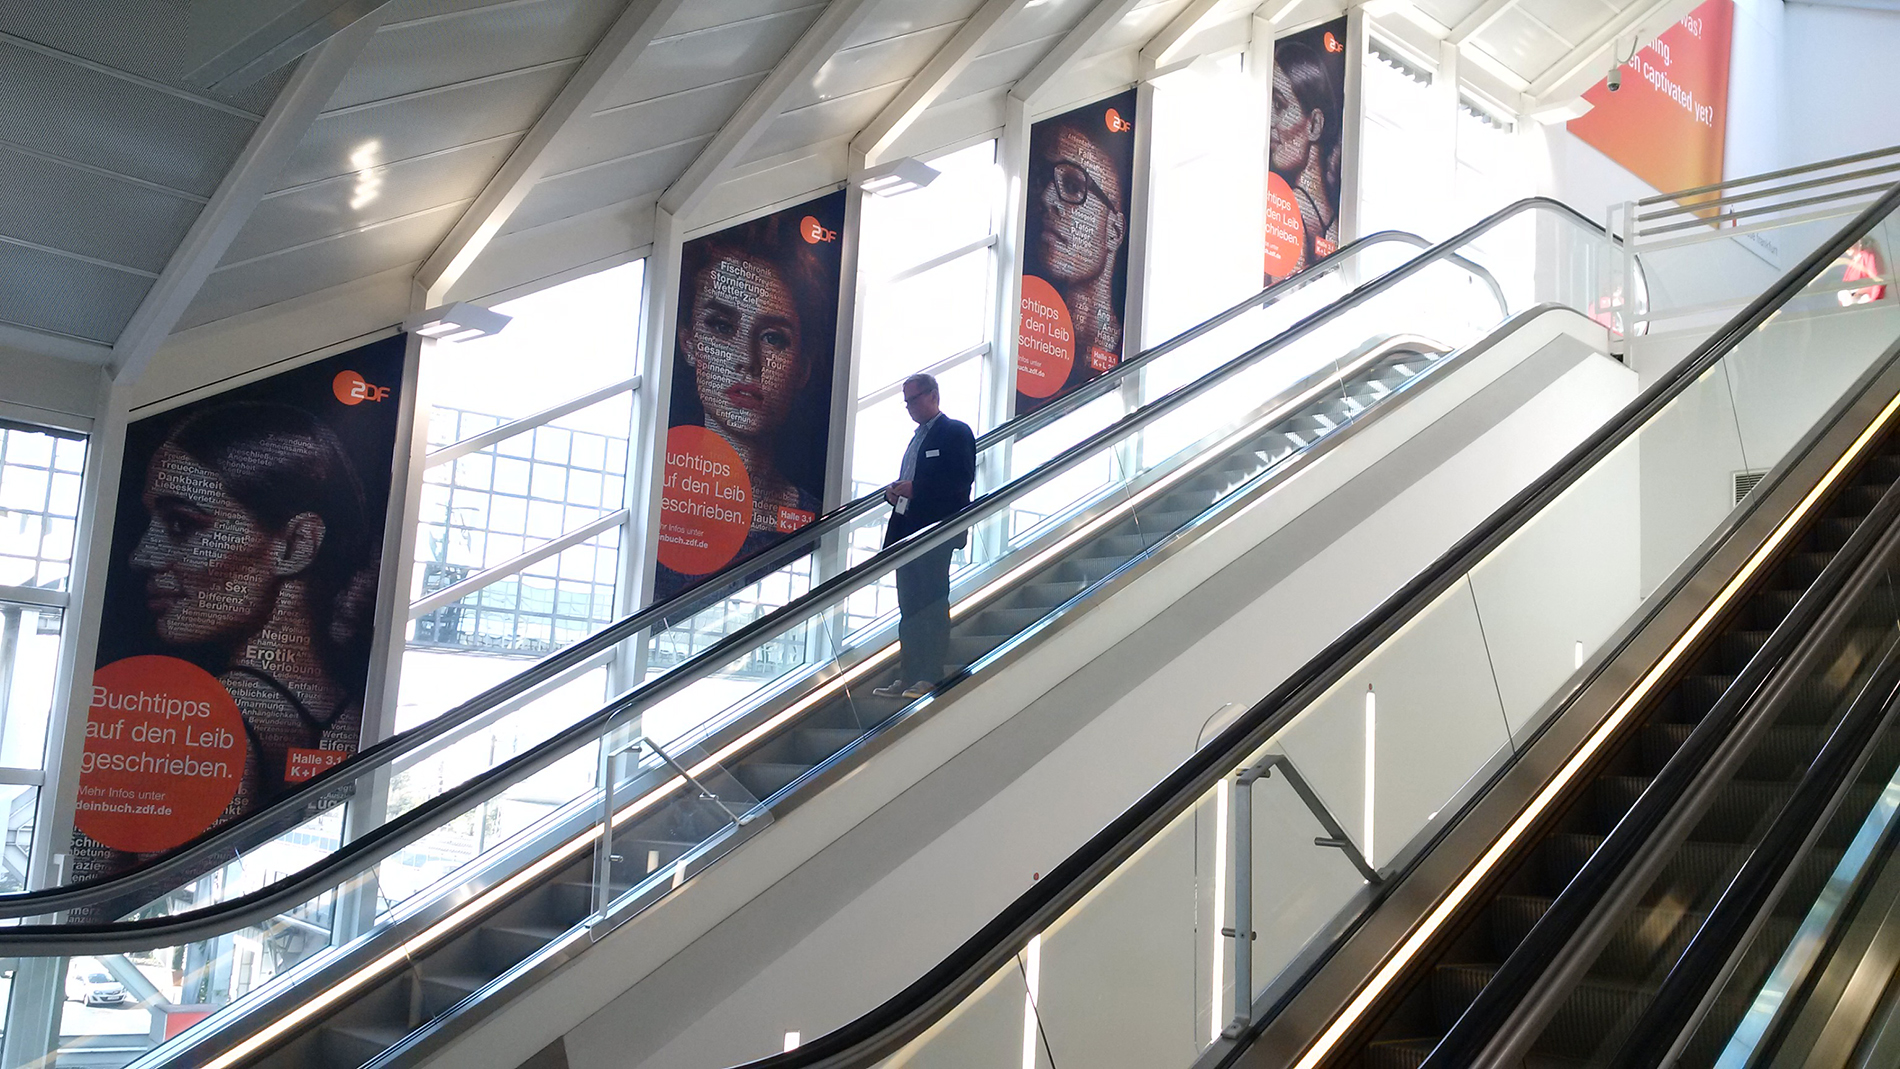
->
<box><xmin>1607</xmin><ymin>66</ymin><xmax>1621</xmax><ymax>92</ymax></box>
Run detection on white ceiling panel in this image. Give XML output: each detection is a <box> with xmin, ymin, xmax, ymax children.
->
<box><xmin>1414</xmin><ymin>0</ymin><xmax>1476</xmax><ymax>27</ymax></box>
<box><xmin>1519</xmin><ymin>0</ymin><xmax>1618</xmax><ymax>48</ymax></box>
<box><xmin>0</xmin><ymin>41</ymin><xmax>258</xmax><ymax>198</ymax></box>
<box><xmin>656</xmin><ymin>0</ymin><xmax>825</xmax><ymax>40</ymax></box>
<box><xmin>181</xmin><ymin>202</ymin><xmax>468</xmax><ymax>330</ymax></box>
<box><xmin>937</xmin><ymin>32</ymin><xmax>1059</xmax><ymax>103</ymax></box>
<box><xmin>328</xmin><ymin>0</ymin><xmax>619</xmax><ymax>110</ymax></box>
<box><xmin>781</xmin><ymin>21</ymin><xmax>960</xmax><ymax>114</ymax></box>
<box><xmin>596</xmin><ymin>5</ymin><xmax>823</xmax><ymax>110</ymax></box>
<box><xmin>546</xmin><ymin>73</ymin><xmax>765</xmax><ymax>175</ymax></box>
<box><xmin>1480</xmin><ymin>8</ymin><xmax>1573</xmax><ymax>68</ymax></box>
<box><xmin>279</xmin><ymin>61</ymin><xmax>576</xmax><ymax>187</ymax></box>
<box><xmin>505</xmin><ymin>137</ymin><xmax>710</xmax><ymax>234</ymax></box>
<box><xmin>1092</xmin><ymin>0</ymin><xmax>1191</xmax><ymax>55</ymax></box>
<box><xmin>748</xmin><ymin>80</ymin><xmax>903</xmax><ymax>163</ymax></box>
<box><xmin>838</xmin><ymin>0</ymin><xmax>983</xmax><ymax>51</ymax></box>
<box><xmin>0</xmin><ymin>241</ymin><xmax>153</xmax><ymax>344</ymax></box>
<box><xmin>0</xmin><ymin>0</ymin><xmax>290</xmax><ymax>113</ymax></box>
<box><xmin>981</xmin><ymin>0</ymin><xmax>1097</xmax><ymax>52</ymax></box>
<box><xmin>224</xmin><ymin>135</ymin><xmax>520</xmax><ymax>263</ymax></box>
<box><xmin>0</xmin><ymin>146</ymin><xmax>202</xmax><ymax>275</ymax></box>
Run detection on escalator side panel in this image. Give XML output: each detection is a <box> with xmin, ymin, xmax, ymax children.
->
<box><xmin>517</xmin><ymin>318</ymin><xmax>1630</xmax><ymax>1069</ymax></box>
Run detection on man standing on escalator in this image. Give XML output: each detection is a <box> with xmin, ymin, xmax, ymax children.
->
<box><xmin>872</xmin><ymin>373</ymin><xmax>977</xmax><ymax>700</ymax></box>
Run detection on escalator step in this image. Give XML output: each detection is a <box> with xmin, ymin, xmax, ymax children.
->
<box><xmin>417</xmin><ymin>971</ymin><xmax>489</xmax><ymax>1018</ymax></box>
<box><xmin>733</xmin><ymin>762</ymin><xmax>811</xmax><ymax>801</ymax></box>
<box><xmin>477</xmin><ymin>923</ymin><xmax>567</xmax><ymax>971</ymax></box>
<box><xmin>321</xmin><ymin>1022</ymin><xmax>412</xmax><ymax>1068</ymax></box>
<box><xmin>1639</xmin><ymin>721</ymin><xmax>1825</xmax><ymax>779</ymax></box>
<box><xmin>1715</xmin><ymin>629</ymin><xmax>1774</xmax><ymax>673</ymax></box>
<box><xmin>794</xmin><ymin>727</ymin><xmax>870</xmax><ymax>764</ymax></box>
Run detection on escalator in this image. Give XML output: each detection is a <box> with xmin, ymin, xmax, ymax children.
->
<box><xmin>422</xmin><ymin>182</ymin><xmax>1900</xmax><ymax>1069</ymax></box>
<box><xmin>0</xmin><ymin>199</ymin><xmax>1626</xmax><ymax>1069</ymax></box>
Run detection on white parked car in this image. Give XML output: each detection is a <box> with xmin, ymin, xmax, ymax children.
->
<box><xmin>65</xmin><ymin>960</ymin><xmax>128</xmax><ymax>1007</ymax></box>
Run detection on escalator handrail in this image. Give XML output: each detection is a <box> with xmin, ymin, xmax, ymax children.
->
<box><xmin>0</xmin><ymin>228</ymin><xmax>1443</xmax><ymax>918</ymax></box>
<box><xmin>1608</xmin><ymin>541</ymin><xmax>1900</xmax><ymax>1066</ymax></box>
<box><xmin>702</xmin><ymin>182</ymin><xmax>1900</xmax><ymax>1069</ymax></box>
<box><xmin>0</xmin><ymin>198</ymin><xmax>1594</xmax><ymax>936</ymax></box>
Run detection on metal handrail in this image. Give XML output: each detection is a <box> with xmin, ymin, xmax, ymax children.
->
<box><xmin>0</xmin><ymin>228</ymin><xmax>1444</xmax><ymax>920</ymax></box>
<box><xmin>1635</xmin><ymin>143</ymin><xmax>1900</xmax><ymax>210</ymax></box>
<box><xmin>0</xmin><ymin>197</ymin><xmax>1597</xmax><ymax>937</ymax></box>
<box><xmin>682</xmin><ymin>183</ymin><xmax>1900</xmax><ymax>1069</ymax></box>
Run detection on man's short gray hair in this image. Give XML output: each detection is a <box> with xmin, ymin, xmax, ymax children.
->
<box><xmin>904</xmin><ymin>372</ymin><xmax>939</xmax><ymax>397</ymax></box>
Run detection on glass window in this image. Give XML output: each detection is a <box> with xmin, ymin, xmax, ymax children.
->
<box><xmin>1358</xmin><ymin>40</ymin><xmax>1443</xmax><ymax>240</ymax></box>
<box><xmin>849</xmin><ymin>140</ymin><xmax>1004</xmax><ymax>495</ymax></box>
<box><xmin>0</xmin><ymin>423</ymin><xmax>88</xmax><ymax>591</ymax></box>
<box><xmin>399</xmin><ymin>261</ymin><xmax>645</xmax><ymax>734</ymax></box>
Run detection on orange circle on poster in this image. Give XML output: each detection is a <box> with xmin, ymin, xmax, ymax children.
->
<box><xmin>77</xmin><ymin>656</ymin><xmax>246</xmax><ymax>853</ymax></box>
<box><xmin>657</xmin><ymin>425</ymin><xmax>754</xmax><ymax>576</ymax></box>
<box><xmin>333</xmin><ymin>369</ymin><xmax>368</xmax><ymax>405</ymax></box>
<box><xmin>1263</xmin><ymin>172</ymin><xmax>1307</xmax><ymax>281</ymax></box>
<box><xmin>1016</xmin><ymin>275</ymin><xmax>1075</xmax><ymax>399</ymax></box>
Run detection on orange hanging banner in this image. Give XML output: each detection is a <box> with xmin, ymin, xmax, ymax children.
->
<box><xmin>1566</xmin><ymin>0</ymin><xmax>1734</xmax><ymax>200</ymax></box>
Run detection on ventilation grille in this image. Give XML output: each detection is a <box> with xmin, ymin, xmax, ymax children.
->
<box><xmin>1734</xmin><ymin>469</ymin><xmax>1769</xmax><ymax>505</ymax></box>
<box><xmin>1369</xmin><ymin>40</ymin><xmax>1431</xmax><ymax>84</ymax></box>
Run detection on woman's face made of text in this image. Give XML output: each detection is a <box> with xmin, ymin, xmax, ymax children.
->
<box><xmin>131</xmin><ymin>445</ymin><xmax>291</xmax><ymax>648</ymax></box>
<box><xmin>683</xmin><ymin>256</ymin><xmax>806</xmax><ymax>441</ymax></box>
<box><xmin>1270</xmin><ymin>67</ymin><xmax>1321</xmax><ymax>174</ymax></box>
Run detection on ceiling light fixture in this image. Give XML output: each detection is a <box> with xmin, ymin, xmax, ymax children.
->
<box><xmin>855</xmin><ymin>157</ymin><xmax>942</xmax><ymax>198</ymax></box>
<box><xmin>404</xmin><ymin>302</ymin><xmax>512</xmax><ymax>344</ymax></box>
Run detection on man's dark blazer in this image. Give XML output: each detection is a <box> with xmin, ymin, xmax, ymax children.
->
<box><xmin>884</xmin><ymin>415</ymin><xmax>977</xmax><ymax>549</ymax></box>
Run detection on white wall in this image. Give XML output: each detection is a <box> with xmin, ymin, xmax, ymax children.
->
<box><xmin>1782</xmin><ymin>3</ymin><xmax>1900</xmax><ymax>166</ymax></box>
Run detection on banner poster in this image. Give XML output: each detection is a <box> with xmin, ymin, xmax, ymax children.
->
<box><xmin>1015</xmin><ymin>88</ymin><xmax>1138</xmax><ymax>415</ymax></box>
<box><xmin>653</xmin><ymin>190</ymin><xmax>847</xmax><ymax>602</ymax></box>
<box><xmin>1264</xmin><ymin>16</ymin><xmax>1349</xmax><ymax>286</ymax></box>
<box><xmin>72</xmin><ymin>335</ymin><xmax>406</xmax><ymax>884</ymax></box>
<box><xmin>1567</xmin><ymin>0</ymin><xmax>1733</xmax><ymax>205</ymax></box>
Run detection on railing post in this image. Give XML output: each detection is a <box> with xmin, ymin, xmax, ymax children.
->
<box><xmin>1224</xmin><ymin>767</ymin><xmax>1258</xmax><ymax>1038</ymax></box>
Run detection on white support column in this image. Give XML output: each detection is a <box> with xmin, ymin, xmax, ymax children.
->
<box><xmin>628</xmin><ymin>208</ymin><xmax>685</xmax><ymax>642</ymax></box>
<box><xmin>418</xmin><ymin>0</ymin><xmax>687</xmax><ymax>304</ymax></box>
<box><xmin>1122</xmin><ymin>80</ymin><xmax>1159</xmax><ymax>357</ymax></box>
<box><xmin>991</xmin><ymin>94</ymin><xmax>1032</xmax><ymax>433</ymax></box>
<box><xmin>853</xmin><ymin>0</ymin><xmax>1031</xmax><ymax>167</ymax></box>
<box><xmin>111</xmin><ymin>10</ymin><xmax>386</xmax><ymax>385</ymax></box>
<box><xmin>829</xmin><ymin>156</ymin><xmax>871</xmax><ymax>513</ymax></box>
<box><xmin>661</xmin><ymin>0</ymin><xmax>882</xmax><ymax>224</ymax></box>
<box><xmin>1338</xmin><ymin>6</ymin><xmax>1369</xmax><ymax>251</ymax></box>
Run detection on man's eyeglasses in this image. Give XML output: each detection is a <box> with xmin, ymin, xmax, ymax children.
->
<box><xmin>1035</xmin><ymin>159</ymin><xmax>1119</xmax><ymax>211</ymax></box>
<box><xmin>902</xmin><ymin>390</ymin><xmax>932</xmax><ymax>405</ymax></box>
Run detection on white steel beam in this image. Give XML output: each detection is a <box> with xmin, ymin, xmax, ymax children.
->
<box><xmin>660</xmin><ymin>0</ymin><xmax>883</xmax><ymax>222</ymax></box>
<box><xmin>1140</xmin><ymin>0</ymin><xmax>1224</xmax><ymax>71</ymax></box>
<box><xmin>110</xmin><ymin>8</ymin><xmax>386</xmax><ymax>384</ymax></box>
<box><xmin>1010</xmin><ymin>0</ymin><xmax>1145</xmax><ymax>106</ymax></box>
<box><xmin>852</xmin><ymin>0</ymin><xmax>1031</xmax><ymax>166</ymax></box>
<box><xmin>1448</xmin><ymin>0</ymin><xmax>1519</xmax><ymax>45</ymax></box>
<box><xmin>418</xmin><ymin>0</ymin><xmax>686</xmax><ymax>304</ymax></box>
<box><xmin>1526</xmin><ymin>0</ymin><xmax>1687</xmax><ymax>101</ymax></box>
<box><xmin>1255</xmin><ymin>0</ymin><xmax>1303</xmax><ymax>26</ymax></box>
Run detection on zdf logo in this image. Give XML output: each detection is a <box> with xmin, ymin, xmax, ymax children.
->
<box><xmin>801</xmin><ymin>216</ymin><xmax>838</xmax><ymax>243</ymax></box>
<box><xmin>1105</xmin><ymin>108</ymin><xmax>1132</xmax><ymax>133</ymax></box>
<box><xmin>333</xmin><ymin>369</ymin><xmax>390</xmax><ymax>405</ymax></box>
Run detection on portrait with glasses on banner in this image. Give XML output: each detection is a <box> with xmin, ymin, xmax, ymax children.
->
<box><xmin>1015</xmin><ymin>89</ymin><xmax>1137</xmax><ymax>415</ymax></box>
